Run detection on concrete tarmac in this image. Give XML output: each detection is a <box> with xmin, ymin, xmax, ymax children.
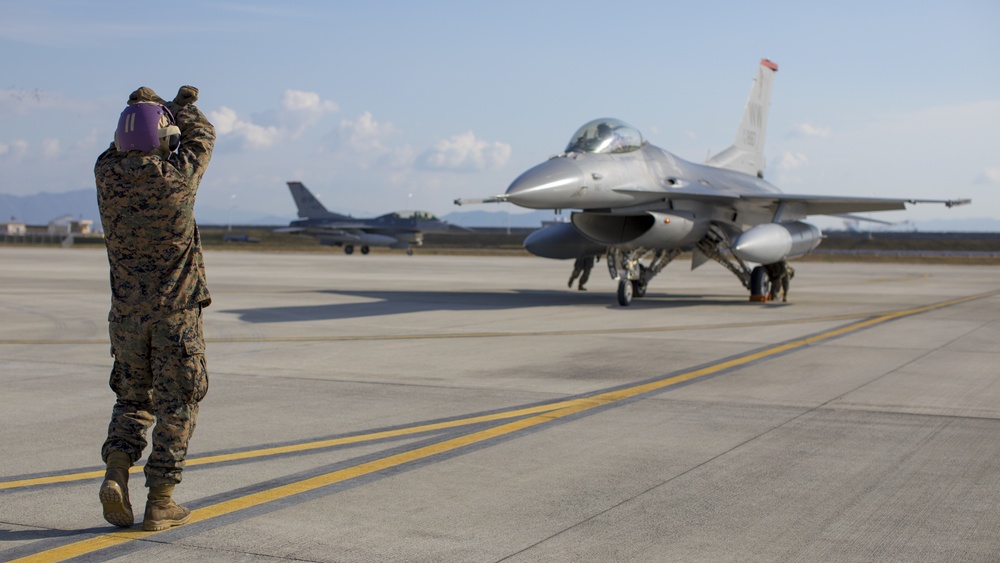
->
<box><xmin>2</xmin><ymin>246</ymin><xmax>1000</xmax><ymax>562</ymax></box>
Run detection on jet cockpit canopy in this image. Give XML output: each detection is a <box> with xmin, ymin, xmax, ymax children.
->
<box><xmin>565</xmin><ymin>118</ymin><xmax>644</xmax><ymax>154</ymax></box>
<box><xmin>376</xmin><ymin>210</ymin><xmax>439</xmax><ymax>223</ymax></box>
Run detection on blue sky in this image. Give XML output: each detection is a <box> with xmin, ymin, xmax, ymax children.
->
<box><xmin>1</xmin><ymin>0</ymin><xmax>998</xmax><ymax>227</ymax></box>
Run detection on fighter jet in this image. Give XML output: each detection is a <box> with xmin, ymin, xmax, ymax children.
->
<box><xmin>456</xmin><ymin>59</ymin><xmax>969</xmax><ymax>305</ymax></box>
<box><xmin>280</xmin><ymin>181</ymin><xmax>462</xmax><ymax>255</ymax></box>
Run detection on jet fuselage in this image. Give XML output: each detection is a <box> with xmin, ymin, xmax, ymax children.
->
<box><xmin>511</xmin><ymin>138</ymin><xmax>801</xmax><ymax>261</ymax></box>
<box><xmin>506</xmin><ymin>142</ymin><xmax>781</xmax><ymax>213</ymax></box>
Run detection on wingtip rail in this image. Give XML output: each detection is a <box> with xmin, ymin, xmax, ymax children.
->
<box><xmin>454</xmin><ymin>195</ymin><xmax>510</xmax><ymax>206</ymax></box>
<box><xmin>906</xmin><ymin>198</ymin><xmax>972</xmax><ymax>208</ymax></box>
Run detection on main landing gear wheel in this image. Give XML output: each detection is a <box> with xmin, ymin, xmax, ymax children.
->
<box><xmin>633</xmin><ymin>280</ymin><xmax>647</xmax><ymax>298</ymax></box>
<box><xmin>749</xmin><ymin>266</ymin><xmax>770</xmax><ymax>301</ymax></box>
<box><xmin>360</xmin><ymin>246</ymin><xmax>370</xmax><ymax>255</ymax></box>
<box><xmin>406</xmin><ymin>248</ymin><xmax>414</xmax><ymax>256</ymax></box>
<box><xmin>617</xmin><ymin>279</ymin><xmax>634</xmax><ymax>306</ymax></box>
<box><xmin>344</xmin><ymin>245</ymin><xmax>354</xmax><ymax>255</ymax></box>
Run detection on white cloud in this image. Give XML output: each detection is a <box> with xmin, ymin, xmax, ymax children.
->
<box><xmin>72</xmin><ymin>129</ymin><xmax>100</xmax><ymax>151</ymax></box>
<box><xmin>787</xmin><ymin>123</ymin><xmax>831</xmax><ymax>138</ymax></box>
<box><xmin>975</xmin><ymin>168</ymin><xmax>1000</xmax><ymax>185</ymax></box>
<box><xmin>338</xmin><ymin>111</ymin><xmax>399</xmax><ymax>156</ymax></box>
<box><xmin>41</xmin><ymin>138</ymin><xmax>60</xmax><ymax>159</ymax></box>
<box><xmin>422</xmin><ymin>131</ymin><xmax>511</xmax><ymax>171</ymax></box>
<box><xmin>775</xmin><ymin>151</ymin><xmax>809</xmax><ymax>171</ymax></box>
<box><xmin>281</xmin><ymin>90</ymin><xmax>338</xmax><ymax>113</ymax></box>
<box><xmin>386</xmin><ymin>143</ymin><xmax>418</xmax><ymax>169</ymax></box>
<box><xmin>240</xmin><ymin>123</ymin><xmax>282</xmax><ymax>150</ymax></box>
<box><xmin>209</xmin><ymin>89</ymin><xmax>339</xmax><ymax>150</ymax></box>
<box><xmin>280</xmin><ymin>90</ymin><xmax>339</xmax><ymax>138</ymax></box>
<box><xmin>0</xmin><ymin>139</ymin><xmax>29</xmax><ymax>160</ymax></box>
<box><xmin>210</xmin><ymin>106</ymin><xmax>240</xmax><ymax>135</ymax></box>
<box><xmin>210</xmin><ymin>106</ymin><xmax>281</xmax><ymax>149</ymax></box>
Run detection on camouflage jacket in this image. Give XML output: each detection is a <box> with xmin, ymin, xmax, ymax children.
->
<box><xmin>95</xmin><ymin>97</ymin><xmax>216</xmax><ymax>316</ymax></box>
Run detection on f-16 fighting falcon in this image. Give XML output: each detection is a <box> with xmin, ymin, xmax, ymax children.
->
<box><xmin>279</xmin><ymin>181</ymin><xmax>466</xmax><ymax>255</ymax></box>
<box><xmin>456</xmin><ymin>59</ymin><xmax>970</xmax><ymax>306</ymax></box>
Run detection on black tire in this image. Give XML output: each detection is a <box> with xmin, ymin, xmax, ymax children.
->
<box><xmin>633</xmin><ymin>280</ymin><xmax>647</xmax><ymax>298</ymax></box>
<box><xmin>749</xmin><ymin>266</ymin><xmax>770</xmax><ymax>298</ymax></box>
<box><xmin>344</xmin><ymin>245</ymin><xmax>354</xmax><ymax>255</ymax></box>
<box><xmin>360</xmin><ymin>246</ymin><xmax>370</xmax><ymax>255</ymax></box>
<box><xmin>617</xmin><ymin>279</ymin><xmax>633</xmax><ymax>306</ymax></box>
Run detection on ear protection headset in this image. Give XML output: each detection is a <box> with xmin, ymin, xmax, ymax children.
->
<box><xmin>115</xmin><ymin>102</ymin><xmax>180</xmax><ymax>153</ymax></box>
<box><xmin>159</xmin><ymin>107</ymin><xmax>181</xmax><ymax>152</ymax></box>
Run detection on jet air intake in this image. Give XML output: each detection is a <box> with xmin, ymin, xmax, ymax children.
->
<box><xmin>571</xmin><ymin>211</ymin><xmax>706</xmax><ymax>249</ymax></box>
<box><xmin>732</xmin><ymin>221</ymin><xmax>822</xmax><ymax>264</ymax></box>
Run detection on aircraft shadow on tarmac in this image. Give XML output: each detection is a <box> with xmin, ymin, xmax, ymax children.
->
<box><xmin>223</xmin><ymin>289</ymin><xmax>749</xmax><ymax>323</ymax></box>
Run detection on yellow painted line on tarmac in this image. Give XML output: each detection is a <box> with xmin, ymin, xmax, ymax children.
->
<box><xmin>12</xmin><ymin>289</ymin><xmax>1000</xmax><ymax>563</ymax></box>
<box><xmin>8</xmin><ymin>402</ymin><xmax>594</xmax><ymax>563</ymax></box>
<box><xmin>0</xmin><ymin>402</ymin><xmax>571</xmax><ymax>491</ymax></box>
<box><xmin>0</xmin><ymin>309</ymin><xmax>894</xmax><ymax>490</ymax></box>
<box><xmin>0</xmin><ymin>468</ymin><xmax>109</xmax><ymax>490</ymax></box>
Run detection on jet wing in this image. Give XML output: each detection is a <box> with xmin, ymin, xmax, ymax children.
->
<box><xmin>737</xmin><ymin>194</ymin><xmax>970</xmax><ymax>216</ymax></box>
<box><xmin>307</xmin><ymin>222</ymin><xmax>372</xmax><ymax>230</ymax></box>
<box><xmin>295</xmin><ymin>223</ymin><xmax>421</xmax><ymax>236</ymax></box>
<box><xmin>616</xmin><ymin>187</ymin><xmax>969</xmax><ymax>217</ymax></box>
<box><xmin>358</xmin><ymin>226</ymin><xmax>420</xmax><ymax>234</ymax></box>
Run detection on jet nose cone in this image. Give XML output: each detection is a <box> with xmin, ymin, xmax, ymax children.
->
<box><xmin>505</xmin><ymin>158</ymin><xmax>585</xmax><ymax>209</ymax></box>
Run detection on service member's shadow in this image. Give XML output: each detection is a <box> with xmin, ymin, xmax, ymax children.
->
<box><xmin>222</xmin><ymin>289</ymin><xmax>744</xmax><ymax>323</ymax></box>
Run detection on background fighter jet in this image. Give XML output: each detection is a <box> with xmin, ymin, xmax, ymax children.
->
<box><xmin>457</xmin><ymin>59</ymin><xmax>969</xmax><ymax>306</ymax></box>
<box><xmin>280</xmin><ymin>181</ymin><xmax>463</xmax><ymax>255</ymax></box>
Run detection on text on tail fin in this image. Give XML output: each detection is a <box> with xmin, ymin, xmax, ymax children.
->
<box><xmin>287</xmin><ymin>181</ymin><xmax>336</xmax><ymax>219</ymax></box>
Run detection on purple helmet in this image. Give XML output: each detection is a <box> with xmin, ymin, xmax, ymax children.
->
<box><xmin>114</xmin><ymin>102</ymin><xmax>180</xmax><ymax>152</ymax></box>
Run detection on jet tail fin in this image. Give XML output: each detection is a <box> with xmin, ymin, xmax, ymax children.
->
<box><xmin>706</xmin><ymin>59</ymin><xmax>778</xmax><ymax>178</ymax></box>
<box><xmin>287</xmin><ymin>181</ymin><xmax>341</xmax><ymax>220</ymax></box>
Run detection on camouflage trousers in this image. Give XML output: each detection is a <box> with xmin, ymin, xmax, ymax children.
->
<box><xmin>569</xmin><ymin>266</ymin><xmax>591</xmax><ymax>288</ymax></box>
<box><xmin>101</xmin><ymin>306</ymin><xmax>208</xmax><ymax>487</ymax></box>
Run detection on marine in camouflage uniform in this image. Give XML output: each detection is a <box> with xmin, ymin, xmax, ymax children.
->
<box><xmin>764</xmin><ymin>260</ymin><xmax>795</xmax><ymax>302</ymax></box>
<box><xmin>95</xmin><ymin>85</ymin><xmax>215</xmax><ymax>530</ymax></box>
<box><xmin>568</xmin><ymin>255</ymin><xmax>595</xmax><ymax>290</ymax></box>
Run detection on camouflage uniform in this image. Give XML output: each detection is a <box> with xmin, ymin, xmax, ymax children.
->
<box><xmin>765</xmin><ymin>260</ymin><xmax>795</xmax><ymax>302</ymax></box>
<box><xmin>569</xmin><ymin>255</ymin><xmax>595</xmax><ymax>290</ymax></box>
<box><xmin>96</xmin><ymin>86</ymin><xmax>215</xmax><ymax>487</ymax></box>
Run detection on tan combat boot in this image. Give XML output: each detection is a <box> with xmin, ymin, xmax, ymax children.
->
<box><xmin>142</xmin><ymin>484</ymin><xmax>191</xmax><ymax>531</ymax></box>
<box><xmin>99</xmin><ymin>452</ymin><xmax>133</xmax><ymax>528</ymax></box>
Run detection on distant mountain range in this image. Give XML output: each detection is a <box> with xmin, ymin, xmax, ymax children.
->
<box><xmin>0</xmin><ymin>189</ymin><xmax>564</xmax><ymax>229</ymax></box>
<box><xmin>2</xmin><ymin>189</ymin><xmax>103</xmax><ymax>226</ymax></box>
<box><xmin>3</xmin><ymin>188</ymin><xmax>998</xmax><ymax>233</ymax></box>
